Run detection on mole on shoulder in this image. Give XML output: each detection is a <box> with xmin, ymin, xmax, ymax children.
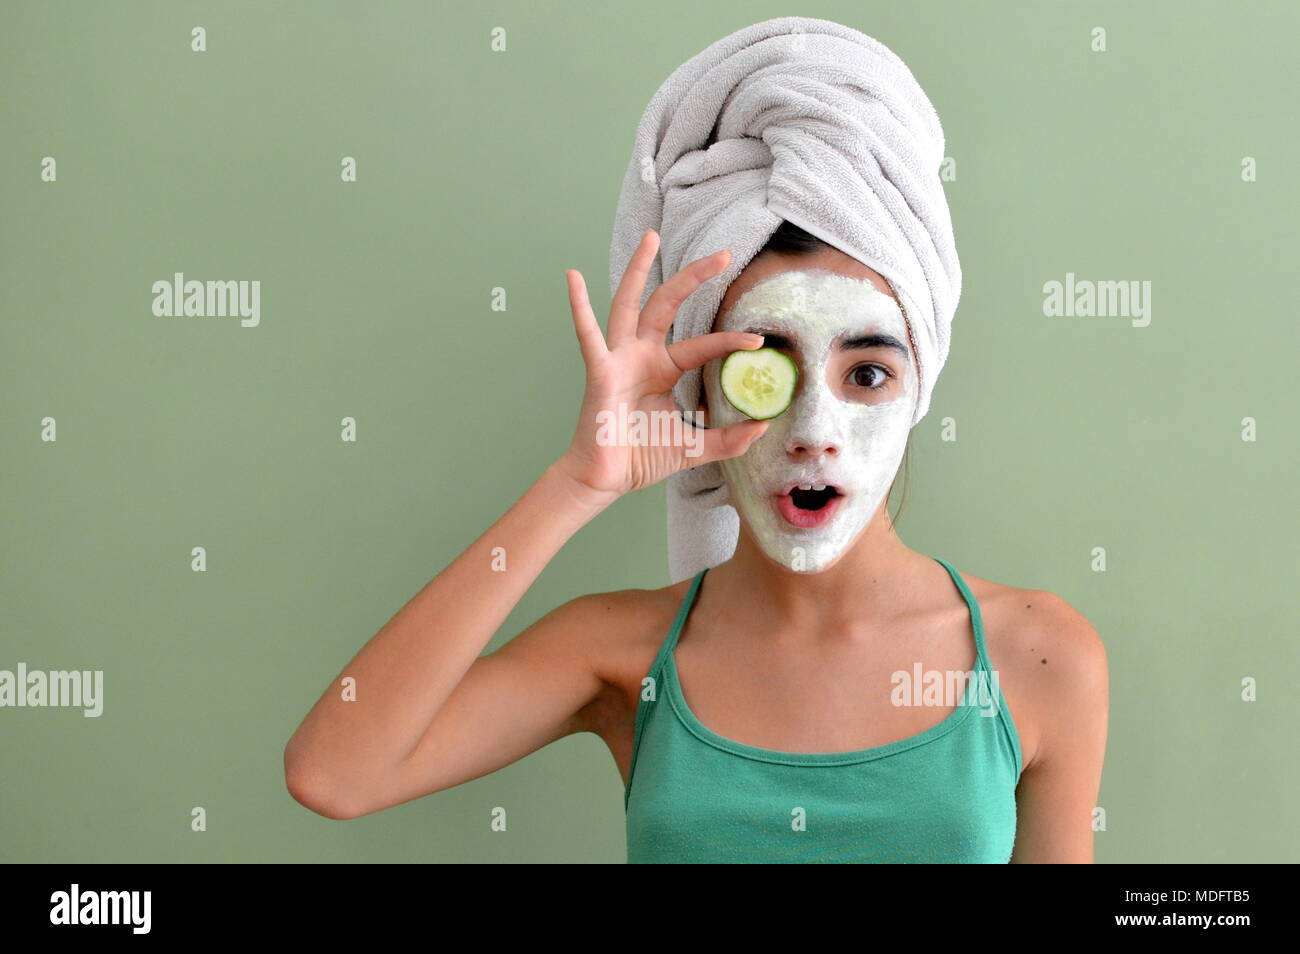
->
<box><xmin>1041</xmin><ymin>658</ymin><xmax>1047</xmax><ymax>664</ymax></box>
<box><xmin>1026</xmin><ymin>603</ymin><xmax>1032</xmax><ymax>609</ymax></box>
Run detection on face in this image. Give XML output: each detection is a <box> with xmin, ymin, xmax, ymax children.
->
<box><xmin>701</xmin><ymin>249</ymin><xmax>918</xmax><ymax>573</ymax></box>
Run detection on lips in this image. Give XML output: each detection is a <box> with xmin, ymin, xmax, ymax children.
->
<box><xmin>775</xmin><ymin>481</ymin><xmax>844</xmax><ymax>528</ymax></box>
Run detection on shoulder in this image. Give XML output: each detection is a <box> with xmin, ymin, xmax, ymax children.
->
<box><xmin>530</xmin><ymin>578</ymin><xmax>692</xmax><ymax>682</ymax></box>
<box><xmin>534</xmin><ymin>579</ymin><xmax>691</xmax><ymax>737</ymax></box>
<box><xmin>485</xmin><ymin>580</ymin><xmax>689</xmax><ymax>741</ymax></box>
<box><xmin>959</xmin><ymin>571</ymin><xmax>1109</xmax><ymax>771</ymax></box>
<box><xmin>551</xmin><ymin>579</ymin><xmax>690</xmax><ymax>647</ymax></box>
<box><xmin>956</xmin><ymin>569</ymin><xmax>1107</xmax><ymax>680</ymax></box>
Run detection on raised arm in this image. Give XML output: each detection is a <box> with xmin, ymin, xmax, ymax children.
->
<box><xmin>282</xmin><ymin>230</ymin><xmax>768</xmax><ymax>819</ymax></box>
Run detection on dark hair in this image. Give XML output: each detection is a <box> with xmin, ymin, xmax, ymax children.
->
<box><xmin>759</xmin><ymin>219</ymin><xmax>831</xmax><ymax>256</ymax></box>
<box><xmin>753</xmin><ymin>220</ymin><xmax>913</xmax><ymax>529</ymax></box>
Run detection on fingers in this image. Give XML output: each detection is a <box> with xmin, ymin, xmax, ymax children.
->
<box><xmin>567</xmin><ymin>269</ymin><xmax>607</xmax><ymax>369</ymax></box>
<box><xmin>690</xmin><ymin>418</ymin><xmax>769</xmax><ymax>469</ymax></box>
<box><xmin>608</xmin><ymin>229</ymin><xmax>660</xmax><ymax>347</ymax></box>
<box><xmin>667</xmin><ymin>330</ymin><xmax>764</xmax><ymax>374</ymax></box>
<box><xmin>637</xmin><ymin>247</ymin><xmax>732</xmax><ymax>343</ymax></box>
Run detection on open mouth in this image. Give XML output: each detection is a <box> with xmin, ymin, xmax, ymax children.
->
<box><xmin>789</xmin><ymin>485</ymin><xmax>841</xmax><ymax>511</ymax></box>
<box><xmin>776</xmin><ymin>482</ymin><xmax>844</xmax><ymax>528</ymax></box>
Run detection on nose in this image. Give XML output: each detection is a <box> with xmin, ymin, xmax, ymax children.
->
<box><xmin>781</xmin><ymin>363</ymin><xmax>842</xmax><ymax>459</ymax></box>
<box><xmin>785</xmin><ymin>390</ymin><xmax>841</xmax><ymax>459</ymax></box>
<box><xmin>787</xmin><ymin>435</ymin><xmax>839</xmax><ymax>458</ymax></box>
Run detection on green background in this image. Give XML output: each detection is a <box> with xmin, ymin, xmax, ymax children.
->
<box><xmin>2</xmin><ymin>0</ymin><xmax>1295</xmax><ymax>863</ymax></box>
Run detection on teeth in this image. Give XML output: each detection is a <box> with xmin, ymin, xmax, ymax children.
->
<box><xmin>812</xmin><ymin>483</ymin><xmax>826</xmax><ymax>491</ymax></box>
<box><xmin>797</xmin><ymin>483</ymin><xmax>813</xmax><ymax>491</ymax></box>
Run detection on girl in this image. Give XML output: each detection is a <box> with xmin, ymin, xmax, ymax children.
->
<box><xmin>284</xmin><ymin>224</ymin><xmax>1108</xmax><ymax>862</ymax></box>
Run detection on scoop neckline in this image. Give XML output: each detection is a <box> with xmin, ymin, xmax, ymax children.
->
<box><xmin>660</xmin><ymin>559</ymin><xmax>983</xmax><ymax>766</ymax></box>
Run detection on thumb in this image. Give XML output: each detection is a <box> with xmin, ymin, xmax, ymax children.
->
<box><xmin>689</xmin><ymin>418</ymin><xmax>769</xmax><ymax>468</ymax></box>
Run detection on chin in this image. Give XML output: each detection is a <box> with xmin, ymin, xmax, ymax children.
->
<box><xmin>752</xmin><ymin>529</ymin><xmax>853</xmax><ymax>574</ymax></box>
<box><xmin>783</xmin><ymin>554</ymin><xmax>838</xmax><ymax>574</ymax></box>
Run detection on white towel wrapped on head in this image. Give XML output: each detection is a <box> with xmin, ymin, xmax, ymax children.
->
<box><xmin>608</xmin><ymin>16</ymin><xmax>961</xmax><ymax>583</ymax></box>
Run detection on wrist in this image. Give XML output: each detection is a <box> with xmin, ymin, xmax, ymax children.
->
<box><xmin>544</xmin><ymin>458</ymin><xmax>620</xmax><ymax>516</ymax></box>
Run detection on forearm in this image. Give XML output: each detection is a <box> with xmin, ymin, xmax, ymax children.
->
<box><xmin>284</xmin><ymin>461</ymin><xmax>614</xmax><ymax>781</ymax></box>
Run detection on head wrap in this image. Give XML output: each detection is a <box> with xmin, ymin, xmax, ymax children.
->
<box><xmin>608</xmin><ymin>16</ymin><xmax>961</xmax><ymax>582</ymax></box>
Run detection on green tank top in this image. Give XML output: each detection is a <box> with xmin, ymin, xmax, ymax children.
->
<box><xmin>624</xmin><ymin>556</ymin><xmax>1023</xmax><ymax>863</ymax></box>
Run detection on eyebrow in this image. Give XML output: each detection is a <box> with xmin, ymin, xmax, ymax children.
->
<box><xmin>747</xmin><ymin>328</ymin><xmax>910</xmax><ymax>362</ymax></box>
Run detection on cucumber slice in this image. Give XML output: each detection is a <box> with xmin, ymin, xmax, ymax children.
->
<box><xmin>720</xmin><ymin>347</ymin><xmax>798</xmax><ymax>420</ymax></box>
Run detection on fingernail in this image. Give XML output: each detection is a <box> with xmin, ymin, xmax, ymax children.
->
<box><xmin>743</xmin><ymin>333</ymin><xmax>764</xmax><ymax>344</ymax></box>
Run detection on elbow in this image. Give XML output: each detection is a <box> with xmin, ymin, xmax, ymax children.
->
<box><xmin>283</xmin><ymin>744</ymin><xmax>367</xmax><ymax>821</ymax></box>
<box><xmin>285</xmin><ymin>770</ymin><xmax>361</xmax><ymax>821</ymax></box>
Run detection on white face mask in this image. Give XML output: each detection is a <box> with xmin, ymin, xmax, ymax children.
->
<box><xmin>703</xmin><ymin>268</ymin><xmax>918</xmax><ymax>573</ymax></box>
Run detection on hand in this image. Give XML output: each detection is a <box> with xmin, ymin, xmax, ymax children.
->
<box><xmin>554</xmin><ymin>229</ymin><xmax>769</xmax><ymax>503</ymax></box>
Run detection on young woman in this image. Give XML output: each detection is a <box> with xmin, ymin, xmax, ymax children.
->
<box><xmin>283</xmin><ymin>223</ymin><xmax>1109</xmax><ymax>863</ymax></box>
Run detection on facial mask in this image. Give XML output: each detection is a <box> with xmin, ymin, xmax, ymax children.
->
<box><xmin>703</xmin><ymin>269</ymin><xmax>917</xmax><ymax>573</ymax></box>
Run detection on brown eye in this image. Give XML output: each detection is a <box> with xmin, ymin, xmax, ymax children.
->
<box><xmin>850</xmin><ymin>364</ymin><xmax>890</xmax><ymax>390</ymax></box>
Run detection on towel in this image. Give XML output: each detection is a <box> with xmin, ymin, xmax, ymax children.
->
<box><xmin>608</xmin><ymin>16</ymin><xmax>961</xmax><ymax>583</ymax></box>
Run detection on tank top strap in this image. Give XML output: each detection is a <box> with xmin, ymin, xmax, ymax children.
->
<box><xmin>649</xmin><ymin>568</ymin><xmax>707</xmax><ymax>676</ymax></box>
<box><xmin>625</xmin><ymin>568</ymin><xmax>708</xmax><ymax>808</ymax></box>
<box><xmin>931</xmin><ymin>556</ymin><xmax>995</xmax><ymax>675</ymax></box>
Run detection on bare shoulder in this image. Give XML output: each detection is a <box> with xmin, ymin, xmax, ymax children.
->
<box><xmin>957</xmin><ymin>570</ymin><xmax>1109</xmax><ymax>771</ymax></box>
<box><xmin>551</xmin><ymin>579</ymin><xmax>689</xmax><ymax>655</ymax></box>
<box><xmin>962</xmin><ymin>571</ymin><xmax>1107</xmax><ymax>674</ymax></box>
<box><xmin>523</xmin><ymin>578</ymin><xmax>691</xmax><ymax>734</ymax></box>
